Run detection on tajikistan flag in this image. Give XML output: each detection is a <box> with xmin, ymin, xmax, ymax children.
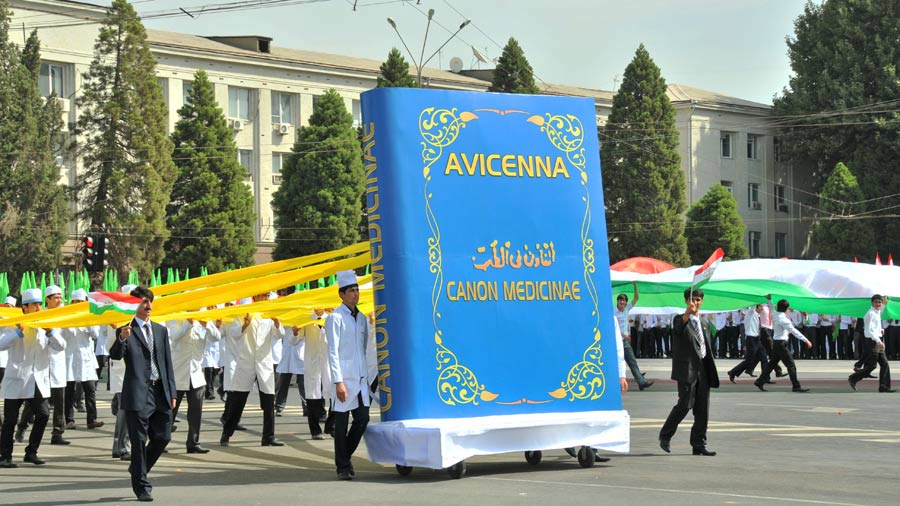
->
<box><xmin>88</xmin><ymin>292</ymin><xmax>142</xmax><ymax>316</ymax></box>
<box><xmin>692</xmin><ymin>248</ymin><xmax>725</xmax><ymax>288</ymax></box>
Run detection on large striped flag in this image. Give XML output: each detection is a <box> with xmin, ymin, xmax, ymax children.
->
<box><xmin>692</xmin><ymin>247</ymin><xmax>725</xmax><ymax>288</ymax></box>
<box><xmin>88</xmin><ymin>292</ymin><xmax>142</xmax><ymax>316</ymax></box>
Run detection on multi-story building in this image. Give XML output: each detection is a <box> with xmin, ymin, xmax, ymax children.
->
<box><xmin>9</xmin><ymin>0</ymin><xmax>811</xmax><ymax>263</ymax></box>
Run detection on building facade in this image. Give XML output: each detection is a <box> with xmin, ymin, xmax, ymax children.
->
<box><xmin>9</xmin><ymin>0</ymin><xmax>811</xmax><ymax>264</ymax></box>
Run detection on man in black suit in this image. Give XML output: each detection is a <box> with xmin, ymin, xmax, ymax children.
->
<box><xmin>109</xmin><ymin>286</ymin><xmax>176</xmax><ymax>502</ymax></box>
<box><xmin>659</xmin><ymin>288</ymin><xmax>719</xmax><ymax>456</ymax></box>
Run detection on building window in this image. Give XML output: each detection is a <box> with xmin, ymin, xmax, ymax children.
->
<box><xmin>352</xmin><ymin>98</ymin><xmax>361</xmax><ymax>128</ymax></box>
<box><xmin>775</xmin><ymin>185</ymin><xmax>787</xmax><ymax>212</ymax></box>
<box><xmin>228</xmin><ymin>87</ymin><xmax>251</xmax><ymax>120</ymax></box>
<box><xmin>774</xmin><ymin>136</ymin><xmax>783</xmax><ymax>162</ymax></box>
<box><xmin>775</xmin><ymin>232</ymin><xmax>787</xmax><ymax>258</ymax></box>
<box><xmin>272</xmin><ymin>153</ymin><xmax>286</xmax><ymax>174</ymax></box>
<box><xmin>747</xmin><ymin>134</ymin><xmax>759</xmax><ymax>160</ymax></box>
<box><xmin>749</xmin><ymin>231</ymin><xmax>761</xmax><ymax>258</ymax></box>
<box><xmin>39</xmin><ymin>63</ymin><xmax>64</xmax><ymax>98</ymax></box>
<box><xmin>748</xmin><ymin>182</ymin><xmax>760</xmax><ymax>209</ymax></box>
<box><xmin>721</xmin><ymin>132</ymin><xmax>733</xmax><ymax>158</ymax></box>
<box><xmin>238</xmin><ymin>149</ymin><xmax>253</xmax><ymax>177</ymax></box>
<box><xmin>271</xmin><ymin>92</ymin><xmax>294</xmax><ymax>124</ymax></box>
<box><xmin>720</xmin><ymin>180</ymin><xmax>734</xmax><ymax>196</ymax></box>
<box><xmin>182</xmin><ymin>81</ymin><xmax>193</xmax><ymax>106</ymax></box>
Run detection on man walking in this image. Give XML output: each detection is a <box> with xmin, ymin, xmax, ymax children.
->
<box><xmin>659</xmin><ymin>288</ymin><xmax>719</xmax><ymax>456</ymax></box>
<box><xmin>849</xmin><ymin>295</ymin><xmax>894</xmax><ymax>392</ymax></box>
<box><xmin>614</xmin><ymin>281</ymin><xmax>654</xmax><ymax>391</ymax></box>
<box><xmin>109</xmin><ymin>286</ymin><xmax>177</xmax><ymax>502</ymax></box>
<box><xmin>754</xmin><ymin>296</ymin><xmax>813</xmax><ymax>393</ymax></box>
<box><xmin>63</xmin><ymin>289</ymin><xmax>104</xmax><ymax>431</ymax></box>
<box><xmin>728</xmin><ymin>304</ymin><xmax>767</xmax><ymax>382</ymax></box>
<box><xmin>327</xmin><ymin>271</ymin><xmax>377</xmax><ymax>480</ymax></box>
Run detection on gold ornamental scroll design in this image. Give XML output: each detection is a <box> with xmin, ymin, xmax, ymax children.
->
<box><xmin>527</xmin><ymin>113</ymin><xmax>607</xmax><ymax>401</ymax></box>
<box><xmin>419</xmin><ymin>107</ymin><xmax>498</xmax><ymax>407</ymax></box>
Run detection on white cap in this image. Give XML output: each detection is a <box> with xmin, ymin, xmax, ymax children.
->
<box><xmin>71</xmin><ymin>288</ymin><xmax>88</xmax><ymax>301</ymax></box>
<box><xmin>45</xmin><ymin>285</ymin><xmax>63</xmax><ymax>297</ymax></box>
<box><xmin>268</xmin><ymin>291</ymin><xmax>278</xmax><ymax>300</ymax></box>
<box><xmin>337</xmin><ymin>270</ymin><xmax>358</xmax><ymax>289</ymax></box>
<box><xmin>121</xmin><ymin>284</ymin><xmax>137</xmax><ymax>294</ymax></box>
<box><xmin>22</xmin><ymin>288</ymin><xmax>43</xmax><ymax>305</ymax></box>
<box><xmin>4</xmin><ymin>296</ymin><xmax>17</xmax><ymax>306</ymax></box>
<box><xmin>240</xmin><ymin>297</ymin><xmax>253</xmax><ymax>305</ymax></box>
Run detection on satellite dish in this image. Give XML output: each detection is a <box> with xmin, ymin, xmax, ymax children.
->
<box><xmin>472</xmin><ymin>46</ymin><xmax>490</xmax><ymax>64</ymax></box>
<box><xmin>449</xmin><ymin>56</ymin><xmax>464</xmax><ymax>73</ymax></box>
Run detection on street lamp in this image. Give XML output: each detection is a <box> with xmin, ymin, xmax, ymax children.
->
<box><xmin>387</xmin><ymin>11</ymin><xmax>471</xmax><ymax>86</ymax></box>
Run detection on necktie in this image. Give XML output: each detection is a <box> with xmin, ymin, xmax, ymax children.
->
<box><xmin>691</xmin><ymin>319</ymin><xmax>706</xmax><ymax>358</ymax></box>
<box><xmin>145</xmin><ymin>324</ymin><xmax>159</xmax><ymax>380</ymax></box>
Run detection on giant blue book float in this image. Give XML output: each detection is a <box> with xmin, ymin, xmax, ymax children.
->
<box><xmin>362</xmin><ymin>88</ymin><xmax>629</xmax><ymax>470</ymax></box>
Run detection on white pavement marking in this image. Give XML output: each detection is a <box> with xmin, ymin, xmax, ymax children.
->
<box><xmin>476</xmin><ymin>476</ymin><xmax>872</xmax><ymax>506</ymax></box>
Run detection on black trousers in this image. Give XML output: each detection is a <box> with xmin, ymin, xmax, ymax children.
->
<box><xmin>65</xmin><ymin>380</ymin><xmax>98</xmax><ymax>424</ymax></box>
<box><xmin>333</xmin><ymin>392</ymin><xmax>369</xmax><ymax>474</ymax></box>
<box><xmin>758</xmin><ymin>341</ymin><xmax>801</xmax><ymax>389</ymax></box>
<box><xmin>849</xmin><ymin>344</ymin><xmax>891</xmax><ymax>390</ymax></box>
<box><xmin>659</xmin><ymin>369</ymin><xmax>710</xmax><ymax>449</ymax></box>
<box><xmin>19</xmin><ymin>385</ymin><xmax>65</xmax><ymax>436</ymax></box>
<box><xmin>837</xmin><ymin>329</ymin><xmax>852</xmax><ymax>360</ymax></box>
<box><xmin>306</xmin><ymin>398</ymin><xmax>335</xmax><ymax>437</ymax></box>
<box><xmin>203</xmin><ymin>368</ymin><xmax>218</xmax><ymax>397</ymax></box>
<box><xmin>221</xmin><ymin>390</ymin><xmax>276</xmax><ymax>442</ymax></box>
<box><xmin>760</xmin><ymin>329</ymin><xmax>784</xmax><ymax>375</ymax></box>
<box><xmin>275</xmin><ymin>373</ymin><xmax>306</xmax><ymax>411</ymax></box>
<box><xmin>125</xmin><ymin>381</ymin><xmax>172</xmax><ymax>497</ymax></box>
<box><xmin>1</xmin><ymin>386</ymin><xmax>49</xmax><ymax>459</ymax></box>
<box><xmin>729</xmin><ymin>335</ymin><xmax>766</xmax><ymax>377</ymax></box>
<box><xmin>173</xmin><ymin>384</ymin><xmax>205</xmax><ymax>449</ymax></box>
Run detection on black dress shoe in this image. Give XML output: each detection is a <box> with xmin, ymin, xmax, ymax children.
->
<box><xmin>137</xmin><ymin>492</ymin><xmax>154</xmax><ymax>502</ymax></box>
<box><xmin>120</xmin><ymin>452</ymin><xmax>131</xmax><ymax>461</ymax></box>
<box><xmin>754</xmin><ymin>382</ymin><xmax>767</xmax><ymax>392</ymax></box>
<box><xmin>792</xmin><ymin>387</ymin><xmax>810</xmax><ymax>392</ymax></box>
<box><xmin>0</xmin><ymin>458</ymin><xmax>18</xmax><ymax>468</ymax></box>
<box><xmin>337</xmin><ymin>471</ymin><xmax>352</xmax><ymax>480</ymax></box>
<box><xmin>638</xmin><ymin>380</ymin><xmax>654</xmax><ymax>391</ymax></box>
<box><xmin>848</xmin><ymin>377</ymin><xmax>858</xmax><ymax>391</ymax></box>
<box><xmin>728</xmin><ymin>372</ymin><xmax>736</xmax><ymax>384</ymax></box>
<box><xmin>51</xmin><ymin>436</ymin><xmax>70</xmax><ymax>445</ymax></box>
<box><xmin>879</xmin><ymin>388</ymin><xmax>897</xmax><ymax>393</ymax></box>
<box><xmin>692</xmin><ymin>447</ymin><xmax>716</xmax><ymax>456</ymax></box>
<box><xmin>765</xmin><ymin>380</ymin><xmax>776</xmax><ymax>384</ymax></box>
<box><xmin>775</xmin><ymin>371</ymin><xmax>787</xmax><ymax>378</ymax></box>
<box><xmin>261</xmin><ymin>439</ymin><xmax>285</xmax><ymax>447</ymax></box>
<box><xmin>23</xmin><ymin>453</ymin><xmax>46</xmax><ymax>465</ymax></box>
<box><xmin>219</xmin><ymin>438</ymin><xmax>229</xmax><ymax>447</ymax></box>
<box><xmin>592</xmin><ymin>450</ymin><xmax>611</xmax><ymax>463</ymax></box>
<box><xmin>187</xmin><ymin>445</ymin><xmax>210</xmax><ymax>454</ymax></box>
<box><xmin>659</xmin><ymin>439</ymin><xmax>670</xmax><ymax>453</ymax></box>
<box><xmin>747</xmin><ymin>372</ymin><xmax>757</xmax><ymax>377</ymax></box>
<box><xmin>14</xmin><ymin>428</ymin><xmax>24</xmax><ymax>443</ymax></box>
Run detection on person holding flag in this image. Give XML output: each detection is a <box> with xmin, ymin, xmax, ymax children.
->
<box><xmin>754</xmin><ymin>295</ymin><xmax>812</xmax><ymax>393</ymax></box>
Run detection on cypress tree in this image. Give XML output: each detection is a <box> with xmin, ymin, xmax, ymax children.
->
<box><xmin>488</xmin><ymin>37</ymin><xmax>539</xmax><ymax>94</ymax></box>
<box><xmin>75</xmin><ymin>0</ymin><xmax>175</xmax><ymax>278</ymax></box>
<box><xmin>0</xmin><ymin>2</ymin><xmax>69</xmax><ymax>289</ymax></box>
<box><xmin>272</xmin><ymin>89</ymin><xmax>365</xmax><ymax>259</ymax></box>
<box><xmin>685</xmin><ymin>184</ymin><xmax>748</xmax><ymax>264</ymax></box>
<box><xmin>601</xmin><ymin>44</ymin><xmax>688</xmax><ymax>266</ymax></box>
<box><xmin>377</xmin><ymin>48</ymin><xmax>417</xmax><ymax>88</ymax></box>
<box><xmin>163</xmin><ymin>69</ymin><xmax>256</xmax><ymax>273</ymax></box>
<box><xmin>811</xmin><ymin>162</ymin><xmax>875</xmax><ymax>261</ymax></box>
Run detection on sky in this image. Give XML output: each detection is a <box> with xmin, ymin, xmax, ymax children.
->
<box><xmin>137</xmin><ymin>0</ymin><xmax>810</xmax><ymax>105</ymax></box>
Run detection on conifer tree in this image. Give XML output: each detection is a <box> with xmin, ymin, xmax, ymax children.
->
<box><xmin>377</xmin><ymin>48</ymin><xmax>417</xmax><ymax>88</ymax></box>
<box><xmin>163</xmin><ymin>69</ymin><xmax>256</xmax><ymax>273</ymax></box>
<box><xmin>601</xmin><ymin>44</ymin><xmax>688</xmax><ymax>266</ymax></box>
<box><xmin>75</xmin><ymin>0</ymin><xmax>174</xmax><ymax>278</ymax></box>
<box><xmin>488</xmin><ymin>37</ymin><xmax>539</xmax><ymax>94</ymax></box>
<box><xmin>685</xmin><ymin>184</ymin><xmax>747</xmax><ymax>263</ymax></box>
<box><xmin>811</xmin><ymin>162</ymin><xmax>874</xmax><ymax>261</ymax></box>
<box><xmin>0</xmin><ymin>2</ymin><xmax>69</xmax><ymax>288</ymax></box>
<box><xmin>272</xmin><ymin>89</ymin><xmax>365</xmax><ymax>259</ymax></box>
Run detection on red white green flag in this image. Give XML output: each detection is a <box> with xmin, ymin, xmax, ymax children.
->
<box><xmin>88</xmin><ymin>292</ymin><xmax>141</xmax><ymax>316</ymax></box>
<box><xmin>692</xmin><ymin>248</ymin><xmax>725</xmax><ymax>288</ymax></box>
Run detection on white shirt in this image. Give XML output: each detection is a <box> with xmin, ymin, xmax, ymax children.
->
<box><xmin>614</xmin><ymin>303</ymin><xmax>633</xmax><ymax>337</ymax></box>
<box><xmin>864</xmin><ymin>306</ymin><xmax>884</xmax><ymax>344</ymax></box>
<box><xmin>168</xmin><ymin>319</ymin><xmax>220</xmax><ymax>391</ymax></box>
<box><xmin>0</xmin><ymin>326</ymin><xmax>66</xmax><ymax>399</ymax></box>
<box><xmin>743</xmin><ymin>308</ymin><xmax>761</xmax><ymax>337</ymax></box>
<box><xmin>326</xmin><ymin>304</ymin><xmax>374</xmax><ymax>412</ymax></box>
<box><xmin>771</xmin><ymin>305</ymin><xmax>808</xmax><ymax>343</ymax></box>
<box><xmin>65</xmin><ymin>326</ymin><xmax>100</xmax><ymax>382</ymax></box>
<box><xmin>230</xmin><ymin>316</ymin><xmax>284</xmax><ymax>394</ymax></box>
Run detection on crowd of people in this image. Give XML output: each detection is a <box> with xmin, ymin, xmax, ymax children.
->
<box><xmin>0</xmin><ymin>270</ymin><xmax>377</xmax><ymax>501</ymax></box>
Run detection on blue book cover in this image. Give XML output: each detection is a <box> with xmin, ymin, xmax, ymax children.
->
<box><xmin>362</xmin><ymin>88</ymin><xmax>621</xmax><ymax>421</ymax></box>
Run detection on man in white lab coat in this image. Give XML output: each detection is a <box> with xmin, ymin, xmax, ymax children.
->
<box><xmin>219</xmin><ymin>294</ymin><xmax>285</xmax><ymax>447</ymax></box>
<box><xmin>63</xmin><ymin>289</ymin><xmax>104</xmax><ymax>430</ymax></box>
<box><xmin>0</xmin><ymin>288</ymin><xmax>66</xmax><ymax>467</ymax></box>
<box><xmin>304</xmin><ymin>309</ymin><xmax>333</xmax><ymax>439</ymax></box>
<box><xmin>169</xmin><ymin>315</ymin><xmax>221</xmax><ymax>453</ymax></box>
<box><xmin>327</xmin><ymin>271</ymin><xmax>376</xmax><ymax>480</ymax></box>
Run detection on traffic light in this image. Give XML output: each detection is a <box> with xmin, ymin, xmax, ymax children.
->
<box><xmin>81</xmin><ymin>235</ymin><xmax>95</xmax><ymax>271</ymax></box>
<box><xmin>97</xmin><ymin>235</ymin><xmax>109</xmax><ymax>269</ymax></box>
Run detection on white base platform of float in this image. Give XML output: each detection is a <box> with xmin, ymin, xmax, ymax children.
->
<box><xmin>364</xmin><ymin>410</ymin><xmax>630</xmax><ymax>469</ymax></box>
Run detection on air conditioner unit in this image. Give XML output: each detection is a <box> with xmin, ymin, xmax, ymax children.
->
<box><xmin>229</xmin><ymin>119</ymin><xmax>243</xmax><ymax>131</ymax></box>
<box><xmin>272</xmin><ymin>174</ymin><xmax>282</xmax><ymax>184</ymax></box>
<box><xmin>273</xmin><ymin>123</ymin><xmax>291</xmax><ymax>135</ymax></box>
<box><xmin>777</xmin><ymin>204</ymin><xmax>789</xmax><ymax>212</ymax></box>
<box><xmin>56</xmin><ymin>97</ymin><xmax>70</xmax><ymax>113</ymax></box>
<box><xmin>751</xmin><ymin>202</ymin><xmax>762</xmax><ymax>210</ymax></box>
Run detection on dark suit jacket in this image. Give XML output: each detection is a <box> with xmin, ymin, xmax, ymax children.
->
<box><xmin>670</xmin><ymin>314</ymin><xmax>720</xmax><ymax>388</ymax></box>
<box><xmin>109</xmin><ymin>319</ymin><xmax>177</xmax><ymax>412</ymax></box>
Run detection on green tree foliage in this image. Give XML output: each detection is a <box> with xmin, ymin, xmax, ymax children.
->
<box><xmin>601</xmin><ymin>44</ymin><xmax>688</xmax><ymax>266</ymax></box>
<box><xmin>488</xmin><ymin>37</ymin><xmax>539</xmax><ymax>94</ymax></box>
<box><xmin>377</xmin><ymin>48</ymin><xmax>417</xmax><ymax>88</ymax></box>
<box><xmin>0</xmin><ymin>1</ymin><xmax>69</xmax><ymax>290</ymax></box>
<box><xmin>272</xmin><ymin>89</ymin><xmax>365</xmax><ymax>259</ymax></box>
<box><xmin>163</xmin><ymin>70</ymin><xmax>256</xmax><ymax>273</ymax></box>
<box><xmin>685</xmin><ymin>184</ymin><xmax>748</xmax><ymax>263</ymax></box>
<box><xmin>811</xmin><ymin>162</ymin><xmax>875</xmax><ymax>261</ymax></box>
<box><xmin>75</xmin><ymin>0</ymin><xmax>174</xmax><ymax>278</ymax></box>
<box><xmin>774</xmin><ymin>0</ymin><xmax>900</xmax><ymax>255</ymax></box>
